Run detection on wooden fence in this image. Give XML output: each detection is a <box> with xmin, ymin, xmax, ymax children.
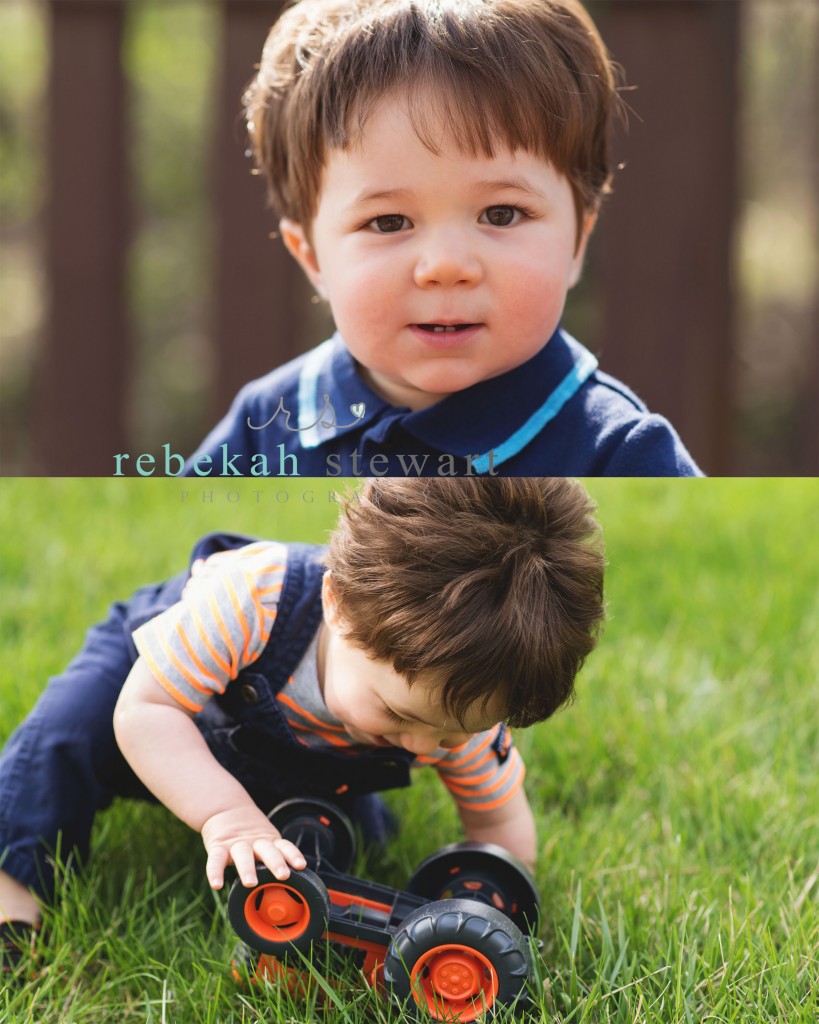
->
<box><xmin>33</xmin><ymin>0</ymin><xmax>762</xmax><ymax>475</ymax></box>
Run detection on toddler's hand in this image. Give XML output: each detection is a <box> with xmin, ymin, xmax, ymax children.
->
<box><xmin>200</xmin><ymin>805</ymin><xmax>306</xmax><ymax>890</ymax></box>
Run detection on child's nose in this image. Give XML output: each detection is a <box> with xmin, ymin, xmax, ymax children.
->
<box><xmin>399</xmin><ymin>730</ymin><xmax>444</xmax><ymax>756</ymax></box>
<box><xmin>439</xmin><ymin>732</ymin><xmax>469</xmax><ymax>750</ymax></box>
<box><xmin>413</xmin><ymin>230</ymin><xmax>482</xmax><ymax>289</ymax></box>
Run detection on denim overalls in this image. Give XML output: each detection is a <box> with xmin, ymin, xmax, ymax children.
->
<box><xmin>0</xmin><ymin>536</ymin><xmax>414</xmax><ymax>898</ymax></box>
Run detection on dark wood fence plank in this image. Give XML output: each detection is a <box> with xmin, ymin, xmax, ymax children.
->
<box><xmin>37</xmin><ymin>0</ymin><xmax>129</xmax><ymax>475</ymax></box>
<box><xmin>594</xmin><ymin>0</ymin><xmax>741</xmax><ymax>475</ymax></box>
<box><xmin>798</xmin><ymin>8</ymin><xmax>819</xmax><ymax>474</ymax></box>
<box><xmin>212</xmin><ymin>0</ymin><xmax>307</xmax><ymax>423</ymax></box>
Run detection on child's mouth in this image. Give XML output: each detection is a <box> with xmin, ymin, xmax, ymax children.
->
<box><xmin>415</xmin><ymin>323</ymin><xmax>477</xmax><ymax>333</ymax></box>
<box><xmin>409</xmin><ymin>322</ymin><xmax>483</xmax><ymax>347</ymax></box>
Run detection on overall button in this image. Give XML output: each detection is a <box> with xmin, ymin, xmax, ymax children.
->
<box><xmin>240</xmin><ymin>684</ymin><xmax>260</xmax><ymax>705</ymax></box>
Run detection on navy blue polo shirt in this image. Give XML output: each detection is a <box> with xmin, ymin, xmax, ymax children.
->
<box><xmin>184</xmin><ymin>327</ymin><xmax>701</xmax><ymax>477</ymax></box>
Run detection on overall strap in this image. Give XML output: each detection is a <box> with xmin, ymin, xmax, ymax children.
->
<box><xmin>213</xmin><ymin>541</ymin><xmax>328</xmax><ymax>710</ymax></box>
<box><xmin>187</xmin><ymin>533</ymin><xmax>327</xmax><ymax>698</ymax></box>
<box><xmin>189</xmin><ymin>531</ymin><xmax>263</xmax><ymax>562</ymax></box>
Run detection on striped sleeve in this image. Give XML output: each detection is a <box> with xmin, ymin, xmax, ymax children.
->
<box><xmin>132</xmin><ymin>541</ymin><xmax>288</xmax><ymax>712</ymax></box>
<box><xmin>417</xmin><ymin>723</ymin><xmax>525</xmax><ymax>813</ymax></box>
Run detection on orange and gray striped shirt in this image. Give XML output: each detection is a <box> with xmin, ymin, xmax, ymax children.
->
<box><xmin>132</xmin><ymin>541</ymin><xmax>524</xmax><ymax>814</ymax></box>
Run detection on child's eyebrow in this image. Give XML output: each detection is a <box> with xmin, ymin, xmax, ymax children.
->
<box><xmin>349</xmin><ymin>186</ymin><xmax>414</xmax><ymax>210</ymax></box>
<box><xmin>473</xmin><ymin>177</ymin><xmax>545</xmax><ymax>201</ymax></box>
<box><xmin>348</xmin><ymin>178</ymin><xmax>544</xmax><ymax>211</ymax></box>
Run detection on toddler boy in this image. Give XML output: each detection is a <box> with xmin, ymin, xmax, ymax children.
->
<box><xmin>0</xmin><ymin>477</ymin><xmax>604</xmax><ymax>971</ymax></box>
<box><xmin>185</xmin><ymin>0</ymin><xmax>700</xmax><ymax>477</ymax></box>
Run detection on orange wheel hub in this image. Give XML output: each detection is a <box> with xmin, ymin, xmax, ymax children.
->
<box><xmin>243</xmin><ymin>884</ymin><xmax>310</xmax><ymax>943</ymax></box>
<box><xmin>411</xmin><ymin>944</ymin><xmax>498</xmax><ymax>1021</ymax></box>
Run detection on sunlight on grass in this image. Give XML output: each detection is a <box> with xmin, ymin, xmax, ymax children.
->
<box><xmin>1</xmin><ymin>479</ymin><xmax>817</xmax><ymax>1022</ymax></box>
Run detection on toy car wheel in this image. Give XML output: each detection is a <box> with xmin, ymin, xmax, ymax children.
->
<box><xmin>384</xmin><ymin>898</ymin><xmax>531</xmax><ymax>1022</ymax></box>
<box><xmin>268</xmin><ymin>797</ymin><xmax>357</xmax><ymax>872</ymax></box>
<box><xmin>407</xmin><ymin>841</ymin><xmax>540</xmax><ymax>933</ymax></box>
<box><xmin>228</xmin><ymin>866</ymin><xmax>330</xmax><ymax>958</ymax></box>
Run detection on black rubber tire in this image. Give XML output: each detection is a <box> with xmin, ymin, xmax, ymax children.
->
<box><xmin>268</xmin><ymin>797</ymin><xmax>357</xmax><ymax>872</ymax></box>
<box><xmin>407</xmin><ymin>841</ymin><xmax>540</xmax><ymax>934</ymax></box>
<box><xmin>384</xmin><ymin>898</ymin><xmax>531</xmax><ymax>1021</ymax></box>
<box><xmin>227</xmin><ymin>866</ymin><xmax>330</xmax><ymax>958</ymax></box>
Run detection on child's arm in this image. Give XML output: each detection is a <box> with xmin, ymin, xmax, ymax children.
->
<box><xmin>457</xmin><ymin>786</ymin><xmax>537</xmax><ymax>872</ymax></box>
<box><xmin>113</xmin><ymin>657</ymin><xmax>306</xmax><ymax>889</ymax></box>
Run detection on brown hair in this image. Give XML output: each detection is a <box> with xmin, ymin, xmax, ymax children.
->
<box><xmin>245</xmin><ymin>0</ymin><xmax>624</xmax><ymax>237</ymax></box>
<box><xmin>326</xmin><ymin>478</ymin><xmax>605</xmax><ymax>728</ymax></box>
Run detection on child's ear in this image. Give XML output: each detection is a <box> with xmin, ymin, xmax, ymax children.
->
<box><xmin>280</xmin><ymin>218</ymin><xmax>327</xmax><ymax>298</ymax></box>
<box><xmin>568</xmin><ymin>209</ymin><xmax>598</xmax><ymax>288</ymax></box>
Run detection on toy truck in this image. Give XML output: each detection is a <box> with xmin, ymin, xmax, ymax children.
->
<box><xmin>228</xmin><ymin>797</ymin><xmax>540</xmax><ymax>1021</ymax></box>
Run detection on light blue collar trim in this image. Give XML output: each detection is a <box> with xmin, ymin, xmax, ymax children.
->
<box><xmin>297</xmin><ymin>337</ymin><xmax>338</xmax><ymax>448</ymax></box>
<box><xmin>471</xmin><ymin>339</ymin><xmax>598</xmax><ymax>474</ymax></box>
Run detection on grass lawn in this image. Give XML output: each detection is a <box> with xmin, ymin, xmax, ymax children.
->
<box><xmin>1</xmin><ymin>478</ymin><xmax>817</xmax><ymax>1023</ymax></box>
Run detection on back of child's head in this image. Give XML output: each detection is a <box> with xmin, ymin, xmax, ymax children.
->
<box><xmin>245</xmin><ymin>0</ymin><xmax>622</xmax><ymax>234</ymax></box>
<box><xmin>326</xmin><ymin>478</ymin><xmax>605</xmax><ymax>728</ymax></box>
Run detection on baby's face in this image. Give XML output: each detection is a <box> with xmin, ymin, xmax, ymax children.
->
<box><xmin>282</xmin><ymin>92</ymin><xmax>595</xmax><ymax>411</ymax></box>
<box><xmin>318</xmin><ymin>577</ymin><xmax>502</xmax><ymax>755</ymax></box>
<box><xmin>321</xmin><ymin>634</ymin><xmax>496</xmax><ymax>755</ymax></box>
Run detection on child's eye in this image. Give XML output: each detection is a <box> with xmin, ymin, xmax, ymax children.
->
<box><xmin>367</xmin><ymin>214</ymin><xmax>410</xmax><ymax>233</ymax></box>
<box><xmin>481</xmin><ymin>205</ymin><xmax>529</xmax><ymax>227</ymax></box>
<box><xmin>384</xmin><ymin>706</ymin><xmax>412</xmax><ymax>726</ymax></box>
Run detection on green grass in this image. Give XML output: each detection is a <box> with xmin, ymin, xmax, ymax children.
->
<box><xmin>1</xmin><ymin>479</ymin><xmax>817</xmax><ymax>1022</ymax></box>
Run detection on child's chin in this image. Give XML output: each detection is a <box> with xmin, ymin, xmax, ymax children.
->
<box><xmin>410</xmin><ymin>356</ymin><xmax>520</xmax><ymax>395</ymax></box>
<box><xmin>404</xmin><ymin>368</ymin><xmax>488</xmax><ymax>402</ymax></box>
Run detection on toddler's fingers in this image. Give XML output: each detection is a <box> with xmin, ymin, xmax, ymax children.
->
<box><xmin>230</xmin><ymin>842</ymin><xmax>259</xmax><ymax>887</ymax></box>
<box><xmin>274</xmin><ymin>839</ymin><xmax>307</xmax><ymax>872</ymax></box>
<box><xmin>205</xmin><ymin>846</ymin><xmax>229</xmax><ymax>889</ymax></box>
<box><xmin>253</xmin><ymin>838</ymin><xmax>306</xmax><ymax>880</ymax></box>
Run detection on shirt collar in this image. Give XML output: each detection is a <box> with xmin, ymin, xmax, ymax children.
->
<box><xmin>296</xmin><ymin>328</ymin><xmax>598</xmax><ymax>467</ymax></box>
<box><xmin>296</xmin><ymin>334</ymin><xmax>391</xmax><ymax>448</ymax></box>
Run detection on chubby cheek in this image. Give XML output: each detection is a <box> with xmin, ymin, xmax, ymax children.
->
<box><xmin>322</xmin><ymin>660</ymin><xmax>351</xmax><ymax>721</ymax></box>
<box><xmin>498</xmin><ymin>250</ymin><xmax>571</xmax><ymax>339</ymax></box>
<box><xmin>323</xmin><ymin>665</ymin><xmax>382</xmax><ymax>735</ymax></box>
<box><xmin>324</xmin><ymin>250</ymin><xmax>404</xmax><ymax>338</ymax></box>
<box><xmin>322</xmin><ymin>683</ymin><xmax>342</xmax><ymax>722</ymax></box>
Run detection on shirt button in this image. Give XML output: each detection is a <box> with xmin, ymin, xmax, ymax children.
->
<box><xmin>240</xmin><ymin>684</ymin><xmax>260</xmax><ymax>705</ymax></box>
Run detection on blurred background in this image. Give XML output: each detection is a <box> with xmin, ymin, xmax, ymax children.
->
<box><xmin>0</xmin><ymin>0</ymin><xmax>816</xmax><ymax>476</ymax></box>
